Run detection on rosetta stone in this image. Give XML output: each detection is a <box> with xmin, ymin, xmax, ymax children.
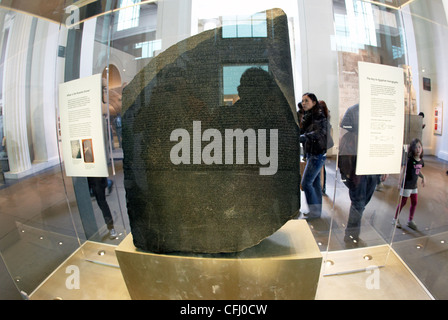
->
<box><xmin>121</xmin><ymin>8</ymin><xmax>300</xmax><ymax>253</ymax></box>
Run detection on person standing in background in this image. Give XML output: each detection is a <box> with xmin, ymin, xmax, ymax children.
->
<box><xmin>393</xmin><ymin>138</ymin><xmax>426</xmax><ymax>230</ymax></box>
<box><xmin>339</xmin><ymin>104</ymin><xmax>387</xmax><ymax>247</ymax></box>
<box><xmin>299</xmin><ymin>93</ymin><xmax>328</xmax><ymax>220</ymax></box>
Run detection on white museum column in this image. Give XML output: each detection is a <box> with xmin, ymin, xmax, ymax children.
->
<box><xmin>80</xmin><ymin>17</ymin><xmax>96</xmax><ymax>78</ymax></box>
<box><xmin>297</xmin><ymin>0</ymin><xmax>338</xmax><ymax>149</ymax></box>
<box><xmin>2</xmin><ymin>13</ymin><xmax>33</xmax><ymax>176</ymax></box>
<box><xmin>29</xmin><ymin>19</ymin><xmax>60</xmax><ymax>166</ymax></box>
<box><xmin>297</xmin><ymin>0</ymin><xmax>338</xmax><ymax>102</ymax></box>
<box><xmin>156</xmin><ymin>0</ymin><xmax>192</xmax><ymax>52</ymax></box>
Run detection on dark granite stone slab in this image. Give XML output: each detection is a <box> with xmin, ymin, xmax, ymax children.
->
<box><xmin>122</xmin><ymin>8</ymin><xmax>300</xmax><ymax>253</ymax></box>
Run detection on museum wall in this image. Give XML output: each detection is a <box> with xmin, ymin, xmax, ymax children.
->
<box><xmin>408</xmin><ymin>0</ymin><xmax>448</xmax><ymax>160</ymax></box>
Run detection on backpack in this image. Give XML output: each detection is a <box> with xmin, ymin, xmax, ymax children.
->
<box><xmin>338</xmin><ymin>131</ymin><xmax>357</xmax><ymax>180</ymax></box>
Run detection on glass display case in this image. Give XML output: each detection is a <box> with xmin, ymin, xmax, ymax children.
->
<box><xmin>0</xmin><ymin>0</ymin><xmax>446</xmax><ymax>300</ymax></box>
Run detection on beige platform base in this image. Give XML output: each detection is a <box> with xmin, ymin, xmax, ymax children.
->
<box><xmin>28</xmin><ymin>239</ymin><xmax>433</xmax><ymax>300</ymax></box>
<box><xmin>30</xmin><ymin>241</ymin><xmax>131</xmax><ymax>300</ymax></box>
<box><xmin>115</xmin><ymin>220</ymin><xmax>323</xmax><ymax>300</ymax></box>
<box><xmin>317</xmin><ymin>245</ymin><xmax>433</xmax><ymax>300</ymax></box>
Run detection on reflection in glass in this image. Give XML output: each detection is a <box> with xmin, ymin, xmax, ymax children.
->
<box><xmin>117</xmin><ymin>0</ymin><xmax>141</xmax><ymax>31</ymax></box>
<box><xmin>222</xmin><ymin>12</ymin><xmax>268</xmax><ymax>38</ymax></box>
<box><xmin>222</xmin><ymin>65</ymin><xmax>268</xmax><ymax>105</ymax></box>
<box><xmin>323</xmin><ymin>0</ymin><xmax>410</xmax><ymax>276</ymax></box>
<box><xmin>134</xmin><ymin>39</ymin><xmax>162</xmax><ymax>59</ymax></box>
<box><xmin>325</xmin><ymin>2</ymin><xmax>448</xmax><ymax>301</ymax></box>
<box><xmin>333</xmin><ymin>0</ymin><xmax>407</xmax><ymax>53</ymax></box>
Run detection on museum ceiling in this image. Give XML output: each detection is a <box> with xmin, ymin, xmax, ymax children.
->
<box><xmin>0</xmin><ymin>0</ymin><xmax>109</xmax><ymax>24</ymax></box>
<box><xmin>366</xmin><ymin>0</ymin><xmax>416</xmax><ymax>9</ymax></box>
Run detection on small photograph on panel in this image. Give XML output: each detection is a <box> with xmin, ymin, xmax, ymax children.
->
<box><xmin>71</xmin><ymin>139</ymin><xmax>82</xmax><ymax>159</ymax></box>
<box><xmin>82</xmin><ymin>138</ymin><xmax>94</xmax><ymax>163</ymax></box>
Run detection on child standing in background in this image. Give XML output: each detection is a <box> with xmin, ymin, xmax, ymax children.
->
<box><xmin>393</xmin><ymin>138</ymin><xmax>426</xmax><ymax>230</ymax></box>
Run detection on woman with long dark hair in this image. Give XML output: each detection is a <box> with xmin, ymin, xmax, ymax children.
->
<box><xmin>299</xmin><ymin>93</ymin><xmax>329</xmax><ymax>220</ymax></box>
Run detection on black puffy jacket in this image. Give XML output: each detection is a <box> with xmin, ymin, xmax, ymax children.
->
<box><xmin>300</xmin><ymin>109</ymin><xmax>329</xmax><ymax>156</ymax></box>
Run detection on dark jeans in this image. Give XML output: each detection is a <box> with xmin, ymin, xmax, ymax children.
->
<box><xmin>343</xmin><ymin>175</ymin><xmax>380</xmax><ymax>238</ymax></box>
<box><xmin>302</xmin><ymin>153</ymin><xmax>326</xmax><ymax>219</ymax></box>
<box><xmin>88</xmin><ymin>177</ymin><xmax>114</xmax><ymax>230</ymax></box>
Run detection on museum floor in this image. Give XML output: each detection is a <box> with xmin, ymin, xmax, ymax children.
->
<box><xmin>0</xmin><ymin>152</ymin><xmax>447</xmax><ymax>300</ymax></box>
<box><xmin>27</xmin><ymin>240</ymin><xmax>432</xmax><ymax>300</ymax></box>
